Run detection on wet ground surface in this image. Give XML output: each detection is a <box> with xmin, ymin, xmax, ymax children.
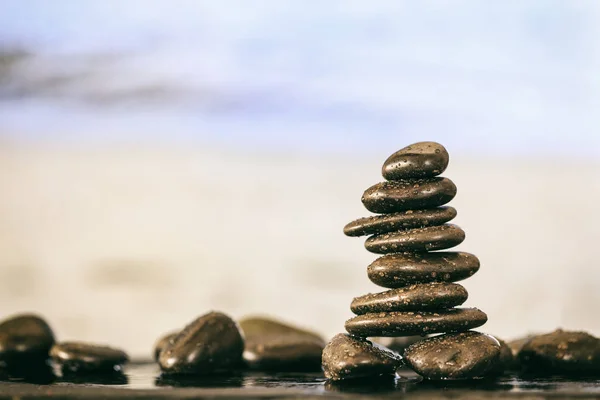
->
<box><xmin>1</xmin><ymin>362</ymin><xmax>600</xmax><ymax>399</ymax></box>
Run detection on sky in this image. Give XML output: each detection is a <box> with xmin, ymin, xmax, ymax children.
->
<box><xmin>1</xmin><ymin>0</ymin><xmax>599</xmax><ymax>156</ymax></box>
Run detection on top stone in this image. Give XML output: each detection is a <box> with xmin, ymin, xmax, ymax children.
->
<box><xmin>382</xmin><ymin>142</ymin><xmax>449</xmax><ymax>180</ymax></box>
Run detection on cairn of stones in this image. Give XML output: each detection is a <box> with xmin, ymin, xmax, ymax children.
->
<box><xmin>333</xmin><ymin>142</ymin><xmax>501</xmax><ymax>380</ymax></box>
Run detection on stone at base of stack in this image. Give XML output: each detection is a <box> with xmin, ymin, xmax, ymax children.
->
<box><xmin>323</xmin><ymin>141</ymin><xmax>500</xmax><ymax>381</ymax></box>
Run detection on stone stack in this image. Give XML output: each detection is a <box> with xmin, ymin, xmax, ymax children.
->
<box><xmin>323</xmin><ymin>141</ymin><xmax>501</xmax><ymax>381</ymax></box>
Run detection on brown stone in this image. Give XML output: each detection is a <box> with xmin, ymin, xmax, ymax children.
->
<box><xmin>350</xmin><ymin>282</ymin><xmax>468</xmax><ymax>314</ymax></box>
<box><xmin>345</xmin><ymin>308</ymin><xmax>487</xmax><ymax>337</ymax></box>
<box><xmin>362</xmin><ymin>178</ymin><xmax>456</xmax><ymax>214</ymax></box>
<box><xmin>365</xmin><ymin>224</ymin><xmax>465</xmax><ymax>254</ymax></box>
<box><xmin>382</xmin><ymin>142</ymin><xmax>450</xmax><ymax>180</ymax></box>
<box><xmin>367</xmin><ymin>252</ymin><xmax>480</xmax><ymax>288</ymax></box>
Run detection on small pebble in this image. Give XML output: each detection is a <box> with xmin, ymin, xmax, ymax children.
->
<box><xmin>382</xmin><ymin>141</ymin><xmax>450</xmax><ymax>180</ymax></box>
<box><xmin>362</xmin><ymin>178</ymin><xmax>457</xmax><ymax>214</ymax></box>
<box><xmin>403</xmin><ymin>331</ymin><xmax>500</xmax><ymax>380</ymax></box>
<box><xmin>153</xmin><ymin>332</ymin><xmax>178</xmax><ymax>361</ymax></box>
<box><xmin>518</xmin><ymin>329</ymin><xmax>600</xmax><ymax>375</ymax></box>
<box><xmin>239</xmin><ymin>316</ymin><xmax>325</xmax><ymax>371</ymax></box>
<box><xmin>350</xmin><ymin>283</ymin><xmax>468</xmax><ymax>314</ymax></box>
<box><xmin>343</xmin><ymin>207</ymin><xmax>457</xmax><ymax>237</ymax></box>
<box><xmin>50</xmin><ymin>342</ymin><xmax>128</xmax><ymax>374</ymax></box>
<box><xmin>159</xmin><ymin>311</ymin><xmax>244</xmax><ymax>375</ymax></box>
<box><xmin>322</xmin><ymin>333</ymin><xmax>401</xmax><ymax>381</ymax></box>
<box><xmin>365</xmin><ymin>224</ymin><xmax>465</xmax><ymax>254</ymax></box>
<box><xmin>0</xmin><ymin>313</ymin><xmax>55</xmax><ymax>366</ymax></box>
<box><xmin>345</xmin><ymin>308</ymin><xmax>487</xmax><ymax>337</ymax></box>
<box><xmin>367</xmin><ymin>252</ymin><xmax>480</xmax><ymax>288</ymax></box>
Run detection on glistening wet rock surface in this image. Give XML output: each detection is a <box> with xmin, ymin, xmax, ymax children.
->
<box><xmin>403</xmin><ymin>331</ymin><xmax>501</xmax><ymax>380</ymax></box>
<box><xmin>159</xmin><ymin>311</ymin><xmax>244</xmax><ymax>375</ymax></box>
<box><xmin>321</xmin><ymin>334</ymin><xmax>401</xmax><ymax>381</ymax></box>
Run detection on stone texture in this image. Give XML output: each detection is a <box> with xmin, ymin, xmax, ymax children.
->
<box><xmin>365</xmin><ymin>224</ymin><xmax>465</xmax><ymax>254</ymax></box>
<box><xmin>518</xmin><ymin>329</ymin><xmax>600</xmax><ymax>375</ymax></box>
<box><xmin>154</xmin><ymin>332</ymin><xmax>178</xmax><ymax>361</ymax></box>
<box><xmin>343</xmin><ymin>207</ymin><xmax>456</xmax><ymax>237</ymax></box>
<box><xmin>322</xmin><ymin>333</ymin><xmax>401</xmax><ymax>381</ymax></box>
<box><xmin>0</xmin><ymin>314</ymin><xmax>55</xmax><ymax>366</ymax></box>
<box><xmin>345</xmin><ymin>308</ymin><xmax>487</xmax><ymax>337</ymax></box>
<box><xmin>50</xmin><ymin>342</ymin><xmax>128</xmax><ymax>373</ymax></box>
<box><xmin>361</xmin><ymin>178</ymin><xmax>457</xmax><ymax>214</ymax></box>
<box><xmin>382</xmin><ymin>142</ymin><xmax>450</xmax><ymax>180</ymax></box>
<box><xmin>239</xmin><ymin>316</ymin><xmax>325</xmax><ymax>371</ymax></box>
<box><xmin>159</xmin><ymin>311</ymin><xmax>244</xmax><ymax>375</ymax></box>
<box><xmin>350</xmin><ymin>283</ymin><xmax>468</xmax><ymax>314</ymax></box>
<box><xmin>367</xmin><ymin>252</ymin><xmax>480</xmax><ymax>288</ymax></box>
<box><xmin>403</xmin><ymin>331</ymin><xmax>500</xmax><ymax>380</ymax></box>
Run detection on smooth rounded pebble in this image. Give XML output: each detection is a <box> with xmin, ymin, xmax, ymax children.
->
<box><xmin>239</xmin><ymin>316</ymin><xmax>325</xmax><ymax>371</ymax></box>
<box><xmin>159</xmin><ymin>311</ymin><xmax>244</xmax><ymax>375</ymax></box>
<box><xmin>322</xmin><ymin>333</ymin><xmax>401</xmax><ymax>381</ymax></box>
<box><xmin>350</xmin><ymin>282</ymin><xmax>468</xmax><ymax>314</ymax></box>
<box><xmin>362</xmin><ymin>178</ymin><xmax>456</xmax><ymax>214</ymax></box>
<box><xmin>50</xmin><ymin>342</ymin><xmax>128</xmax><ymax>373</ymax></box>
<box><xmin>518</xmin><ymin>329</ymin><xmax>600</xmax><ymax>375</ymax></box>
<box><xmin>404</xmin><ymin>331</ymin><xmax>500</xmax><ymax>380</ymax></box>
<box><xmin>0</xmin><ymin>313</ymin><xmax>55</xmax><ymax>365</ymax></box>
<box><xmin>344</xmin><ymin>207</ymin><xmax>457</xmax><ymax>237</ymax></box>
<box><xmin>382</xmin><ymin>142</ymin><xmax>450</xmax><ymax>180</ymax></box>
<box><xmin>154</xmin><ymin>332</ymin><xmax>178</xmax><ymax>361</ymax></box>
<box><xmin>367</xmin><ymin>252</ymin><xmax>480</xmax><ymax>288</ymax></box>
<box><xmin>345</xmin><ymin>308</ymin><xmax>487</xmax><ymax>337</ymax></box>
<box><xmin>365</xmin><ymin>224</ymin><xmax>465</xmax><ymax>254</ymax></box>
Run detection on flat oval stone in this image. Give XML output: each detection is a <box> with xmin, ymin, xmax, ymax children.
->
<box><xmin>382</xmin><ymin>142</ymin><xmax>449</xmax><ymax>180</ymax></box>
<box><xmin>351</xmin><ymin>283</ymin><xmax>468</xmax><ymax>314</ymax></box>
<box><xmin>518</xmin><ymin>329</ymin><xmax>600</xmax><ymax>375</ymax></box>
<box><xmin>344</xmin><ymin>207</ymin><xmax>457</xmax><ymax>237</ymax></box>
<box><xmin>239</xmin><ymin>316</ymin><xmax>325</xmax><ymax>371</ymax></box>
<box><xmin>154</xmin><ymin>332</ymin><xmax>178</xmax><ymax>361</ymax></box>
<box><xmin>368</xmin><ymin>252</ymin><xmax>480</xmax><ymax>288</ymax></box>
<box><xmin>0</xmin><ymin>314</ymin><xmax>55</xmax><ymax>365</ymax></box>
<box><xmin>159</xmin><ymin>311</ymin><xmax>244</xmax><ymax>375</ymax></box>
<box><xmin>50</xmin><ymin>342</ymin><xmax>128</xmax><ymax>373</ymax></box>
<box><xmin>322</xmin><ymin>333</ymin><xmax>401</xmax><ymax>381</ymax></box>
<box><xmin>345</xmin><ymin>308</ymin><xmax>487</xmax><ymax>337</ymax></box>
<box><xmin>404</xmin><ymin>331</ymin><xmax>500</xmax><ymax>380</ymax></box>
<box><xmin>365</xmin><ymin>224</ymin><xmax>465</xmax><ymax>254</ymax></box>
<box><xmin>362</xmin><ymin>178</ymin><xmax>456</xmax><ymax>214</ymax></box>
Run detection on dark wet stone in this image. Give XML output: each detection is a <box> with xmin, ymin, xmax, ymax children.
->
<box><xmin>362</xmin><ymin>178</ymin><xmax>456</xmax><ymax>214</ymax></box>
<box><xmin>322</xmin><ymin>333</ymin><xmax>401</xmax><ymax>381</ymax></box>
<box><xmin>370</xmin><ymin>336</ymin><xmax>427</xmax><ymax>354</ymax></box>
<box><xmin>343</xmin><ymin>207</ymin><xmax>457</xmax><ymax>237</ymax></box>
<box><xmin>50</xmin><ymin>342</ymin><xmax>128</xmax><ymax>373</ymax></box>
<box><xmin>345</xmin><ymin>308</ymin><xmax>487</xmax><ymax>337</ymax></box>
<box><xmin>365</xmin><ymin>224</ymin><xmax>465</xmax><ymax>254</ymax></box>
<box><xmin>350</xmin><ymin>282</ymin><xmax>468</xmax><ymax>314</ymax></box>
<box><xmin>382</xmin><ymin>142</ymin><xmax>450</xmax><ymax>180</ymax></box>
<box><xmin>518</xmin><ymin>329</ymin><xmax>600</xmax><ymax>375</ymax></box>
<box><xmin>154</xmin><ymin>332</ymin><xmax>178</xmax><ymax>361</ymax></box>
<box><xmin>159</xmin><ymin>311</ymin><xmax>244</xmax><ymax>375</ymax></box>
<box><xmin>239</xmin><ymin>316</ymin><xmax>325</xmax><ymax>371</ymax></box>
<box><xmin>0</xmin><ymin>313</ymin><xmax>55</xmax><ymax>366</ymax></box>
<box><xmin>367</xmin><ymin>252</ymin><xmax>480</xmax><ymax>288</ymax></box>
<box><xmin>404</xmin><ymin>331</ymin><xmax>500</xmax><ymax>380</ymax></box>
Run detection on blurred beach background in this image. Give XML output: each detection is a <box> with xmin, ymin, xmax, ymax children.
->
<box><xmin>1</xmin><ymin>0</ymin><xmax>599</xmax><ymax>358</ymax></box>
